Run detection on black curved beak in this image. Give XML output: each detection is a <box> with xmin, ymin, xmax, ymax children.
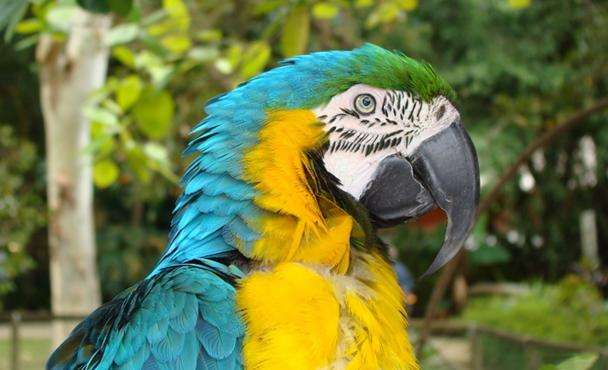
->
<box><xmin>360</xmin><ymin>120</ymin><xmax>480</xmax><ymax>277</ymax></box>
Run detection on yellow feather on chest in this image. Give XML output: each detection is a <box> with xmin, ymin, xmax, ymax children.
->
<box><xmin>237</xmin><ymin>109</ymin><xmax>418</xmax><ymax>369</ymax></box>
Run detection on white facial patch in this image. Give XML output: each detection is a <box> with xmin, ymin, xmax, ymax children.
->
<box><xmin>313</xmin><ymin>84</ymin><xmax>459</xmax><ymax>199</ymax></box>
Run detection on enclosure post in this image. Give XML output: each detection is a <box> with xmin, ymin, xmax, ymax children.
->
<box><xmin>469</xmin><ymin>324</ymin><xmax>482</xmax><ymax>370</ymax></box>
<box><xmin>523</xmin><ymin>341</ymin><xmax>541</xmax><ymax>370</ymax></box>
<box><xmin>10</xmin><ymin>312</ymin><xmax>21</xmax><ymax>370</ymax></box>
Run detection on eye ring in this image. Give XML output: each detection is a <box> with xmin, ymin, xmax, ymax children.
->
<box><xmin>354</xmin><ymin>94</ymin><xmax>376</xmax><ymax>115</ymax></box>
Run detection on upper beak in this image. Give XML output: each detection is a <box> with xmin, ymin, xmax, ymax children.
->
<box><xmin>360</xmin><ymin>120</ymin><xmax>480</xmax><ymax>277</ymax></box>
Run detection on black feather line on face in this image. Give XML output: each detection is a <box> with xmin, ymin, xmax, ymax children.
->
<box><xmin>321</xmin><ymin>90</ymin><xmax>428</xmax><ymax>156</ymax></box>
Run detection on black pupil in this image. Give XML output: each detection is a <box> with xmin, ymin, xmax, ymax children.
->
<box><xmin>362</xmin><ymin>96</ymin><xmax>371</xmax><ymax>107</ymax></box>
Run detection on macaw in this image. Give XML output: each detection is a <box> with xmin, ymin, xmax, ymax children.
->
<box><xmin>47</xmin><ymin>44</ymin><xmax>479</xmax><ymax>370</ymax></box>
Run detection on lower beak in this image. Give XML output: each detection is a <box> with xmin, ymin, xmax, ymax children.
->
<box><xmin>360</xmin><ymin>120</ymin><xmax>480</xmax><ymax>277</ymax></box>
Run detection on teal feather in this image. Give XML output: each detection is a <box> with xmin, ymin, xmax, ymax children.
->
<box><xmin>146</xmin><ymin>319</ymin><xmax>168</xmax><ymax>345</ymax></box>
<box><xmin>169</xmin><ymin>295</ymin><xmax>198</xmax><ymax>333</ymax></box>
<box><xmin>197</xmin><ymin>320</ymin><xmax>236</xmax><ymax>359</ymax></box>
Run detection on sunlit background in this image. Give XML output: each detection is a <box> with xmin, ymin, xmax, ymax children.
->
<box><xmin>1</xmin><ymin>0</ymin><xmax>607</xmax><ymax>369</ymax></box>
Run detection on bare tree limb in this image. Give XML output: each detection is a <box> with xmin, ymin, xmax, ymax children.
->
<box><xmin>415</xmin><ymin>97</ymin><xmax>608</xmax><ymax>357</ymax></box>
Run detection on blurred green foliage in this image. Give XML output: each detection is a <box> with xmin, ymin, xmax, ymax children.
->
<box><xmin>462</xmin><ymin>275</ymin><xmax>608</xmax><ymax>346</ymax></box>
<box><xmin>541</xmin><ymin>353</ymin><xmax>599</xmax><ymax>370</ymax></box>
<box><xmin>0</xmin><ymin>0</ymin><xmax>607</xmax><ymax>308</ymax></box>
<box><xmin>0</xmin><ymin>125</ymin><xmax>44</xmax><ymax>301</ymax></box>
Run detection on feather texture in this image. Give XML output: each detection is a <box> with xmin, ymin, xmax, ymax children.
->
<box><xmin>46</xmin><ymin>263</ymin><xmax>244</xmax><ymax>370</ymax></box>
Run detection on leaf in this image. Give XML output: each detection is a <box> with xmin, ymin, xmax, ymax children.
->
<box><xmin>188</xmin><ymin>46</ymin><xmax>219</xmax><ymax>62</ymax></box>
<box><xmin>116</xmin><ymin>75</ymin><xmax>143</xmax><ymax>110</ymax></box>
<box><xmin>239</xmin><ymin>41</ymin><xmax>271</xmax><ymax>80</ymax></box>
<box><xmin>312</xmin><ymin>3</ymin><xmax>339</xmax><ymax>20</ymax></box>
<box><xmin>112</xmin><ymin>46</ymin><xmax>136</xmax><ymax>67</ymax></box>
<box><xmin>366</xmin><ymin>2</ymin><xmax>400</xmax><ymax>28</ymax></box>
<box><xmin>104</xmin><ymin>23</ymin><xmax>139</xmax><ymax>46</ymax></box>
<box><xmin>76</xmin><ymin>0</ymin><xmax>132</xmax><ymax>15</ymax></box>
<box><xmin>397</xmin><ymin>0</ymin><xmax>418</xmax><ymax>11</ymax></box>
<box><xmin>214</xmin><ymin>58</ymin><xmax>233</xmax><ymax>74</ymax></box>
<box><xmin>163</xmin><ymin>0</ymin><xmax>190</xmax><ymax>30</ymax></box>
<box><xmin>126</xmin><ymin>146</ymin><xmax>151</xmax><ymax>183</ymax></box>
<box><xmin>46</xmin><ymin>4</ymin><xmax>79</xmax><ymax>33</ymax></box>
<box><xmin>85</xmin><ymin>106</ymin><xmax>119</xmax><ymax>127</ymax></box>
<box><xmin>280</xmin><ymin>5</ymin><xmax>309</xmax><ymax>57</ymax></box>
<box><xmin>15</xmin><ymin>19</ymin><xmax>42</xmax><ymax>34</ymax></box>
<box><xmin>143</xmin><ymin>142</ymin><xmax>169</xmax><ymax>163</ymax></box>
<box><xmin>508</xmin><ymin>0</ymin><xmax>531</xmax><ymax>9</ymax></box>
<box><xmin>109</xmin><ymin>0</ymin><xmax>133</xmax><ymax>17</ymax></box>
<box><xmin>355</xmin><ymin>0</ymin><xmax>374</xmax><ymax>8</ymax></box>
<box><xmin>132</xmin><ymin>88</ymin><xmax>174</xmax><ymax>140</ymax></box>
<box><xmin>195</xmin><ymin>29</ymin><xmax>222</xmax><ymax>43</ymax></box>
<box><xmin>0</xmin><ymin>0</ymin><xmax>29</xmax><ymax>41</ymax></box>
<box><xmin>77</xmin><ymin>0</ymin><xmax>110</xmax><ymax>13</ymax></box>
<box><xmin>555</xmin><ymin>353</ymin><xmax>598</xmax><ymax>370</ymax></box>
<box><xmin>93</xmin><ymin>160</ymin><xmax>120</xmax><ymax>188</ymax></box>
<box><xmin>161</xmin><ymin>34</ymin><xmax>192</xmax><ymax>54</ymax></box>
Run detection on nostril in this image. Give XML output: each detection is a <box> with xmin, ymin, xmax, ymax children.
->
<box><xmin>435</xmin><ymin>105</ymin><xmax>446</xmax><ymax>121</ymax></box>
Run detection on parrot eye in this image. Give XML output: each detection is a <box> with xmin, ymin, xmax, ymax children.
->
<box><xmin>354</xmin><ymin>94</ymin><xmax>376</xmax><ymax>115</ymax></box>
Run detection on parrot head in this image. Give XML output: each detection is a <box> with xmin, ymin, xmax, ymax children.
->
<box><xmin>161</xmin><ymin>44</ymin><xmax>479</xmax><ymax>277</ymax></box>
<box><xmin>315</xmin><ymin>83</ymin><xmax>479</xmax><ymax>276</ymax></box>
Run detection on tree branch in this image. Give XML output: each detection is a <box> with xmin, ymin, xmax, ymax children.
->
<box><xmin>415</xmin><ymin>97</ymin><xmax>608</xmax><ymax>357</ymax></box>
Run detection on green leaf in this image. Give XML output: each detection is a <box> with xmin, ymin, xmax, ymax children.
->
<box><xmin>280</xmin><ymin>5</ymin><xmax>309</xmax><ymax>57</ymax></box>
<box><xmin>77</xmin><ymin>0</ymin><xmax>110</xmax><ymax>13</ymax></box>
<box><xmin>132</xmin><ymin>88</ymin><xmax>174</xmax><ymax>140</ymax></box>
<box><xmin>0</xmin><ymin>0</ymin><xmax>29</xmax><ymax>41</ymax></box>
<box><xmin>116</xmin><ymin>75</ymin><xmax>143</xmax><ymax>110</ymax></box>
<box><xmin>557</xmin><ymin>354</ymin><xmax>598</xmax><ymax>370</ymax></box>
<box><xmin>144</xmin><ymin>142</ymin><xmax>178</xmax><ymax>183</ymax></box>
<box><xmin>126</xmin><ymin>146</ymin><xmax>151</xmax><ymax>183</ymax></box>
<box><xmin>239</xmin><ymin>41</ymin><xmax>271</xmax><ymax>80</ymax></box>
<box><xmin>15</xmin><ymin>19</ymin><xmax>42</xmax><ymax>34</ymax></box>
<box><xmin>397</xmin><ymin>0</ymin><xmax>418</xmax><ymax>11</ymax></box>
<box><xmin>161</xmin><ymin>34</ymin><xmax>192</xmax><ymax>54</ymax></box>
<box><xmin>312</xmin><ymin>2</ymin><xmax>339</xmax><ymax>20</ymax></box>
<box><xmin>366</xmin><ymin>2</ymin><xmax>400</xmax><ymax>28</ymax></box>
<box><xmin>163</xmin><ymin>0</ymin><xmax>190</xmax><ymax>30</ymax></box>
<box><xmin>46</xmin><ymin>4</ymin><xmax>79</xmax><ymax>33</ymax></box>
<box><xmin>355</xmin><ymin>0</ymin><xmax>374</xmax><ymax>8</ymax></box>
<box><xmin>14</xmin><ymin>34</ymin><xmax>39</xmax><ymax>51</ymax></box>
<box><xmin>84</xmin><ymin>106</ymin><xmax>119</xmax><ymax>127</ymax></box>
<box><xmin>109</xmin><ymin>0</ymin><xmax>133</xmax><ymax>17</ymax></box>
<box><xmin>508</xmin><ymin>0</ymin><xmax>531</xmax><ymax>9</ymax></box>
<box><xmin>188</xmin><ymin>46</ymin><xmax>219</xmax><ymax>62</ymax></box>
<box><xmin>112</xmin><ymin>46</ymin><xmax>136</xmax><ymax>68</ymax></box>
<box><xmin>194</xmin><ymin>29</ymin><xmax>222</xmax><ymax>43</ymax></box>
<box><xmin>104</xmin><ymin>23</ymin><xmax>139</xmax><ymax>46</ymax></box>
<box><xmin>93</xmin><ymin>160</ymin><xmax>119</xmax><ymax>188</ymax></box>
<box><xmin>77</xmin><ymin>0</ymin><xmax>133</xmax><ymax>15</ymax></box>
<box><xmin>540</xmin><ymin>353</ymin><xmax>599</xmax><ymax>370</ymax></box>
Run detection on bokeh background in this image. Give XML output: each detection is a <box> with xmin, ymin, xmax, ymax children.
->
<box><xmin>0</xmin><ymin>0</ymin><xmax>607</xmax><ymax>369</ymax></box>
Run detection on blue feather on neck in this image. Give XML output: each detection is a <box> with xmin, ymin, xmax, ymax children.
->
<box><xmin>149</xmin><ymin>47</ymin><xmax>374</xmax><ymax>276</ymax></box>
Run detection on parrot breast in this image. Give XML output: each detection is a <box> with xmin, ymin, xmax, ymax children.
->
<box><xmin>234</xmin><ymin>109</ymin><xmax>418</xmax><ymax>369</ymax></box>
<box><xmin>236</xmin><ymin>250</ymin><xmax>418</xmax><ymax>370</ymax></box>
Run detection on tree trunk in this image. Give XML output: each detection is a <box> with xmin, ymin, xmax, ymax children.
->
<box><xmin>36</xmin><ymin>9</ymin><xmax>110</xmax><ymax>347</ymax></box>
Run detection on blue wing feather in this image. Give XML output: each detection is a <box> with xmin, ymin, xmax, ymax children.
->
<box><xmin>46</xmin><ymin>263</ymin><xmax>244</xmax><ymax>370</ymax></box>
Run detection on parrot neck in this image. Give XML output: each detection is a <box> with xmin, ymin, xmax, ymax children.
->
<box><xmin>152</xmin><ymin>109</ymin><xmax>378</xmax><ymax>276</ymax></box>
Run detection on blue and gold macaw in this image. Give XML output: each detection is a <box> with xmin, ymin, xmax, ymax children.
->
<box><xmin>47</xmin><ymin>44</ymin><xmax>479</xmax><ymax>370</ymax></box>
